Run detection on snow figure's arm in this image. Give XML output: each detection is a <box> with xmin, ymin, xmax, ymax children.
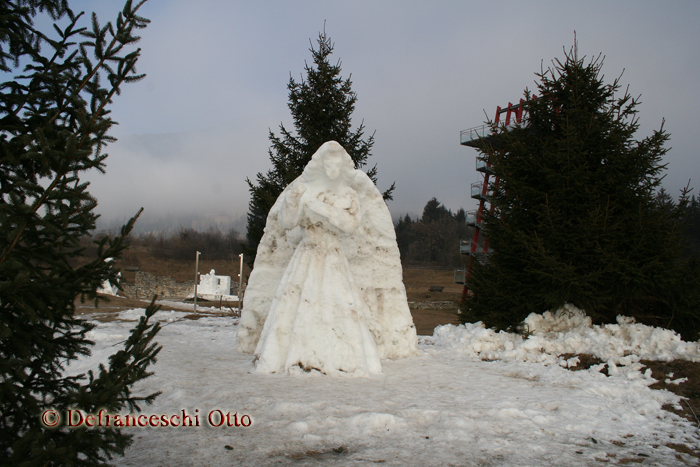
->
<box><xmin>278</xmin><ymin>181</ymin><xmax>306</xmax><ymax>230</ymax></box>
<box><xmin>306</xmin><ymin>188</ymin><xmax>360</xmax><ymax>234</ymax></box>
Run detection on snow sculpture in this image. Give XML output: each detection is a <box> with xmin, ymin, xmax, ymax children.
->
<box><xmin>237</xmin><ymin>141</ymin><xmax>417</xmax><ymax>375</ymax></box>
<box><xmin>97</xmin><ymin>272</ymin><xmax>120</xmax><ymax>296</ymax></box>
<box><xmin>97</xmin><ymin>258</ymin><xmax>119</xmax><ymax>296</ymax></box>
<box><xmin>198</xmin><ymin>269</ymin><xmax>231</xmax><ymax>296</ymax></box>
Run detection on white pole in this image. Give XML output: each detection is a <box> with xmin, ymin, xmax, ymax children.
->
<box><xmin>194</xmin><ymin>251</ymin><xmax>201</xmax><ymax>313</ymax></box>
<box><xmin>238</xmin><ymin>253</ymin><xmax>244</xmax><ymax>311</ymax></box>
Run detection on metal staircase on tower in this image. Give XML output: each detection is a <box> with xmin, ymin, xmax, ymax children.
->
<box><xmin>456</xmin><ymin>99</ymin><xmax>527</xmax><ymax>286</ymax></box>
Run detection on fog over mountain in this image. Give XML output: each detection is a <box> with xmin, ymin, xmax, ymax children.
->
<box><xmin>69</xmin><ymin>0</ymin><xmax>700</xmax><ymax>234</ymax></box>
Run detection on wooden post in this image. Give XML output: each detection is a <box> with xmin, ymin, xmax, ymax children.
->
<box><xmin>238</xmin><ymin>253</ymin><xmax>244</xmax><ymax>311</ymax></box>
<box><xmin>193</xmin><ymin>251</ymin><xmax>201</xmax><ymax>313</ymax></box>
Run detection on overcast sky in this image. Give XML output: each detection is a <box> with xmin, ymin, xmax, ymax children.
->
<box><xmin>65</xmin><ymin>0</ymin><xmax>700</xmax><ymax>234</ymax></box>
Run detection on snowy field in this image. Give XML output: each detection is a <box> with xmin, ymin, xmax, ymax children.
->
<box><xmin>69</xmin><ymin>305</ymin><xmax>700</xmax><ymax>466</ymax></box>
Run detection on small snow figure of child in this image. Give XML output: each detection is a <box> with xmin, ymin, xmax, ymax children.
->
<box><xmin>253</xmin><ymin>141</ymin><xmax>382</xmax><ymax>376</ymax></box>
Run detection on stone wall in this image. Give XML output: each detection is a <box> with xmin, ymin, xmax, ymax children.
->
<box><xmin>120</xmin><ymin>271</ymin><xmax>242</xmax><ymax>300</ymax></box>
<box><xmin>120</xmin><ymin>271</ymin><xmax>194</xmax><ymax>300</ymax></box>
<box><xmin>408</xmin><ymin>300</ymin><xmax>458</xmax><ymax>310</ymax></box>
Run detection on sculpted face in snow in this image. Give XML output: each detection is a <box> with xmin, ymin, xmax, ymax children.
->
<box><xmin>237</xmin><ymin>141</ymin><xmax>418</xmax><ymax>376</ymax></box>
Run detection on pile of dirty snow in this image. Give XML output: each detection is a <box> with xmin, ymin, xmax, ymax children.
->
<box><xmin>428</xmin><ymin>304</ymin><xmax>700</xmax><ymax>368</ymax></box>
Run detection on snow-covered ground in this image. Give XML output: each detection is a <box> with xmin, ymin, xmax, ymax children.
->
<box><xmin>69</xmin><ymin>306</ymin><xmax>700</xmax><ymax>466</ymax></box>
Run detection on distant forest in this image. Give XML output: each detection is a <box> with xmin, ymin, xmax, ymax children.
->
<box><xmin>132</xmin><ymin>229</ymin><xmax>244</xmax><ymax>262</ymax></box>
<box><xmin>396</xmin><ymin>191</ymin><xmax>700</xmax><ymax>269</ymax></box>
<box><xmin>394</xmin><ymin>198</ymin><xmax>473</xmax><ymax>268</ymax></box>
<box><xmin>82</xmin><ymin>228</ymin><xmax>245</xmax><ymax>264</ymax></box>
<box><xmin>84</xmin><ymin>192</ymin><xmax>699</xmax><ymax>270</ymax></box>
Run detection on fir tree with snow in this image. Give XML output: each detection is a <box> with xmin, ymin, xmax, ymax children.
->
<box><xmin>0</xmin><ymin>1</ymin><xmax>162</xmax><ymax>464</ymax></box>
<box><xmin>462</xmin><ymin>43</ymin><xmax>700</xmax><ymax>338</ymax></box>
<box><xmin>245</xmin><ymin>30</ymin><xmax>394</xmax><ymax>263</ymax></box>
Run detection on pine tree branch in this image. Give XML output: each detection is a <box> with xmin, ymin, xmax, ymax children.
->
<box><xmin>0</xmin><ymin>0</ymin><xmax>148</xmax><ymax>264</ymax></box>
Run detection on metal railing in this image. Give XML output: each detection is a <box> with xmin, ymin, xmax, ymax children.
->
<box><xmin>466</xmin><ymin>209</ymin><xmax>481</xmax><ymax>227</ymax></box>
<box><xmin>475</xmin><ymin>157</ymin><xmax>494</xmax><ymax>174</ymax></box>
<box><xmin>454</xmin><ymin>268</ymin><xmax>466</xmax><ymax>284</ymax></box>
<box><xmin>460</xmin><ymin>123</ymin><xmax>491</xmax><ymax>145</ymax></box>
<box><xmin>470</xmin><ymin>182</ymin><xmax>483</xmax><ymax>199</ymax></box>
<box><xmin>460</xmin><ymin>119</ymin><xmax>528</xmax><ymax>145</ymax></box>
<box><xmin>470</xmin><ymin>181</ymin><xmax>496</xmax><ymax>200</ymax></box>
<box><xmin>460</xmin><ymin>239</ymin><xmax>484</xmax><ymax>255</ymax></box>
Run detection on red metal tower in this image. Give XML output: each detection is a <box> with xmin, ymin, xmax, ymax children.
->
<box><xmin>459</xmin><ymin>99</ymin><xmax>527</xmax><ymax>286</ymax></box>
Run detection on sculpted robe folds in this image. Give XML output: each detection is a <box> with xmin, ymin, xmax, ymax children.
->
<box><xmin>237</xmin><ymin>141</ymin><xmax>418</xmax><ymax>376</ymax></box>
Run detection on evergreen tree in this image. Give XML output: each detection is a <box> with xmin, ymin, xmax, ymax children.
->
<box><xmin>0</xmin><ymin>1</ymin><xmax>163</xmax><ymax>464</ymax></box>
<box><xmin>394</xmin><ymin>198</ymin><xmax>469</xmax><ymax>267</ymax></box>
<box><xmin>681</xmin><ymin>194</ymin><xmax>700</xmax><ymax>256</ymax></box>
<box><xmin>462</xmin><ymin>44</ymin><xmax>700</xmax><ymax>339</ymax></box>
<box><xmin>394</xmin><ymin>214</ymin><xmax>415</xmax><ymax>261</ymax></box>
<box><xmin>245</xmin><ymin>30</ymin><xmax>394</xmax><ymax>262</ymax></box>
<box><xmin>411</xmin><ymin>198</ymin><xmax>457</xmax><ymax>265</ymax></box>
<box><xmin>454</xmin><ymin>208</ymin><xmax>471</xmax><ymax>244</ymax></box>
<box><xmin>410</xmin><ymin>217</ymin><xmax>456</xmax><ymax>265</ymax></box>
<box><xmin>654</xmin><ymin>187</ymin><xmax>676</xmax><ymax>216</ymax></box>
<box><xmin>420</xmin><ymin>197</ymin><xmax>452</xmax><ymax>223</ymax></box>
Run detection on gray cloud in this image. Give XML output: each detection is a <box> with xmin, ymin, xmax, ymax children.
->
<box><xmin>69</xmin><ymin>0</ymin><xmax>700</xmax><ymax>232</ymax></box>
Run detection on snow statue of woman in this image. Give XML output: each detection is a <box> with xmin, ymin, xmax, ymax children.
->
<box><xmin>237</xmin><ymin>141</ymin><xmax>418</xmax><ymax>376</ymax></box>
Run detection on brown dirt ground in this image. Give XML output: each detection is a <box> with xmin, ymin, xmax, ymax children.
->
<box><xmin>101</xmin><ymin>251</ymin><xmax>465</xmax><ymax>336</ymax></box>
<box><xmin>78</xmin><ymin>266</ymin><xmax>463</xmax><ymax>336</ymax></box>
<box><xmin>402</xmin><ymin>267</ymin><xmax>463</xmax><ymax>335</ymax></box>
